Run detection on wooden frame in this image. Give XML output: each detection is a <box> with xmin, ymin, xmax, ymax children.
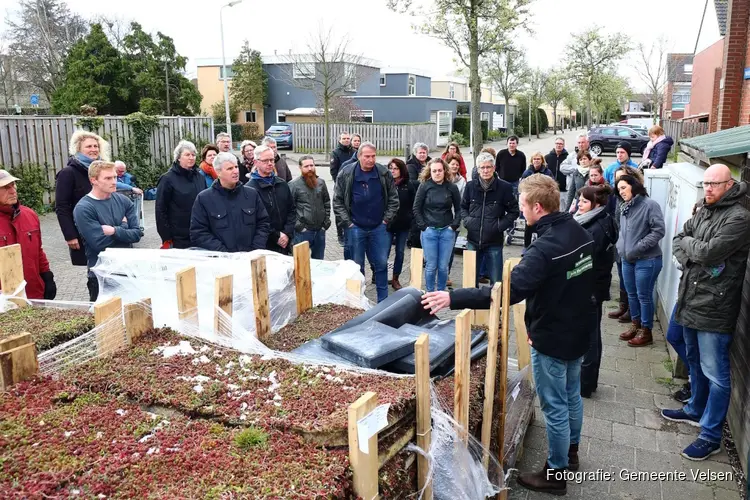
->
<box><xmin>0</xmin><ymin>332</ymin><xmax>37</xmax><ymax>391</ymax></box>
<box><xmin>293</xmin><ymin>241</ymin><xmax>313</xmax><ymax>315</ymax></box>
<box><xmin>348</xmin><ymin>392</ymin><xmax>380</xmax><ymax>500</ymax></box>
<box><xmin>251</xmin><ymin>256</ymin><xmax>271</xmax><ymax>342</ymax></box>
<box><xmin>410</xmin><ymin>247</ymin><xmax>423</xmax><ymax>289</ymax></box>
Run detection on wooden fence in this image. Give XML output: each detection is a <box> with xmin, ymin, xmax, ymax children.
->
<box><xmin>0</xmin><ymin>115</ymin><xmax>214</xmax><ymax>201</ymax></box>
<box><xmin>660</xmin><ymin>119</ymin><xmax>709</xmax><ymax>154</ymax></box>
<box><xmin>292</xmin><ymin>122</ymin><xmax>437</xmax><ymax>156</ymax></box>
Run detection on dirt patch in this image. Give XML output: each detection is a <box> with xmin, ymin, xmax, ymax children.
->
<box><xmin>0</xmin><ymin>307</ymin><xmax>94</xmax><ymax>351</ymax></box>
<box><xmin>265</xmin><ymin>304</ymin><xmax>363</xmax><ymax>352</ymax></box>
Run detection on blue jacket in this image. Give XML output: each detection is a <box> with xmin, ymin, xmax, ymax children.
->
<box><xmin>604</xmin><ymin>159</ymin><xmax>639</xmax><ymax>186</ymax></box>
<box><xmin>190</xmin><ymin>181</ymin><xmax>271</xmax><ymax>252</ymax></box>
<box><xmin>117</xmin><ymin>172</ymin><xmax>136</xmax><ymax>188</ymax></box>
<box><xmin>521</xmin><ymin>166</ymin><xmax>554</xmax><ymax>179</ymax></box>
<box><xmin>649</xmin><ymin>136</ymin><xmax>674</xmax><ymax>168</ymax></box>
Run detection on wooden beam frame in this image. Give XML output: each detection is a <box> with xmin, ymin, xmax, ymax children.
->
<box><xmin>214</xmin><ymin>274</ymin><xmax>233</xmax><ymax>338</ymax></box>
<box><xmin>348</xmin><ymin>392</ymin><xmax>380</xmax><ymax>500</ymax></box>
<box><xmin>415</xmin><ymin>334</ymin><xmax>433</xmax><ymax>500</ymax></box>
<box><xmin>251</xmin><ymin>256</ymin><xmax>271</xmax><ymax>342</ymax></box>
<box><xmin>293</xmin><ymin>241</ymin><xmax>313</xmax><ymax>315</ymax></box>
<box><xmin>454</xmin><ymin>309</ymin><xmax>472</xmax><ymax>444</ymax></box>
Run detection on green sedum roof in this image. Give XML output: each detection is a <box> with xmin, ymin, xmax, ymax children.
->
<box><xmin>680</xmin><ymin>124</ymin><xmax>750</xmax><ymax>158</ymax></box>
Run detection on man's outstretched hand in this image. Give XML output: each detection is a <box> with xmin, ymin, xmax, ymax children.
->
<box><xmin>421</xmin><ymin>291</ymin><xmax>451</xmax><ymax>315</ymax></box>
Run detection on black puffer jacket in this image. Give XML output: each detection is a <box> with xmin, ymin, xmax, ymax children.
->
<box><xmin>156</xmin><ymin>162</ymin><xmax>207</xmax><ymax>249</ymax></box>
<box><xmin>460</xmin><ymin>177</ymin><xmax>519</xmax><ymax>249</ymax></box>
<box><xmin>330</xmin><ymin>143</ymin><xmax>353</xmax><ymax>182</ymax></box>
<box><xmin>406</xmin><ymin>155</ymin><xmax>431</xmax><ymax>181</ymax></box>
<box><xmin>544</xmin><ymin>149</ymin><xmax>569</xmax><ymax>192</ymax></box>
<box><xmin>247</xmin><ymin>176</ymin><xmax>296</xmax><ymax>255</ymax></box>
<box><xmin>388</xmin><ymin>180</ymin><xmax>418</xmax><ymax>233</ymax></box>
<box><xmin>577</xmin><ymin>207</ymin><xmax>617</xmax><ymax>303</ymax></box>
<box><xmin>190</xmin><ymin>181</ymin><xmax>270</xmax><ymax>252</ymax></box>
<box><xmin>413</xmin><ymin>179</ymin><xmax>461</xmax><ymax>230</ymax></box>
<box><xmin>55</xmin><ymin>156</ymin><xmax>91</xmax><ymax>265</ymax></box>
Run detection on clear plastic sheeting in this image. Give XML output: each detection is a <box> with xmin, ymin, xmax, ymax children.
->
<box><xmin>90</xmin><ymin>248</ymin><xmax>370</xmax><ymax>347</ymax></box>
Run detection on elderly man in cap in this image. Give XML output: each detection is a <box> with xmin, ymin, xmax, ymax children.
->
<box><xmin>0</xmin><ymin>170</ymin><xmax>56</xmax><ymax>299</ymax></box>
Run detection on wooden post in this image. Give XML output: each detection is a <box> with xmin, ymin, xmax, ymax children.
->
<box><xmin>176</xmin><ymin>266</ymin><xmax>198</xmax><ymax>326</ymax></box>
<box><xmin>348</xmin><ymin>392</ymin><xmax>380</xmax><ymax>500</ymax></box>
<box><xmin>214</xmin><ymin>274</ymin><xmax>233</xmax><ymax>338</ymax></box>
<box><xmin>454</xmin><ymin>309</ymin><xmax>472</xmax><ymax>444</ymax></box>
<box><xmin>481</xmin><ymin>282</ymin><xmax>503</xmax><ymax>469</ymax></box>
<box><xmin>462</xmin><ymin>249</ymin><xmax>477</xmax><ymax>324</ymax></box>
<box><xmin>251</xmin><ymin>256</ymin><xmax>271</xmax><ymax>342</ymax></box>
<box><xmin>0</xmin><ymin>244</ymin><xmax>27</xmax><ymax>306</ymax></box>
<box><xmin>415</xmin><ymin>334</ymin><xmax>433</xmax><ymax>500</ymax></box>
<box><xmin>346</xmin><ymin>278</ymin><xmax>362</xmax><ymax>308</ymax></box>
<box><xmin>410</xmin><ymin>247</ymin><xmax>423</xmax><ymax>289</ymax></box>
<box><xmin>293</xmin><ymin>241</ymin><xmax>313</xmax><ymax>315</ymax></box>
<box><xmin>496</xmin><ymin>259</ymin><xmax>515</xmax><ymax>470</ymax></box>
<box><xmin>124</xmin><ymin>298</ymin><xmax>154</xmax><ymax>345</ymax></box>
<box><xmin>513</xmin><ymin>302</ymin><xmax>531</xmax><ymax>373</ymax></box>
<box><xmin>0</xmin><ymin>332</ymin><xmax>38</xmax><ymax>391</ymax></box>
<box><xmin>94</xmin><ymin>297</ymin><xmax>126</xmax><ymax>355</ymax></box>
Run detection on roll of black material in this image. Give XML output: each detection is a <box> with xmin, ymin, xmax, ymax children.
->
<box><xmin>320</xmin><ymin>320</ymin><xmax>421</xmax><ymax>369</ymax></box>
<box><xmin>330</xmin><ymin>287</ymin><xmax>431</xmax><ymax>332</ymax></box>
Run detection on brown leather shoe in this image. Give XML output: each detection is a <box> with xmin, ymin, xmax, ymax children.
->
<box><xmin>568</xmin><ymin>443</ymin><xmax>580</xmax><ymax>471</ymax></box>
<box><xmin>618</xmin><ymin>310</ymin><xmax>632</xmax><ymax>323</ymax></box>
<box><xmin>628</xmin><ymin>327</ymin><xmax>653</xmax><ymax>347</ymax></box>
<box><xmin>391</xmin><ymin>275</ymin><xmax>402</xmax><ymax>291</ymax></box>
<box><xmin>516</xmin><ymin>462</ymin><xmax>567</xmax><ymax>495</ymax></box>
<box><xmin>608</xmin><ymin>301</ymin><xmax>628</xmax><ymax>319</ymax></box>
<box><xmin>619</xmin><ymin>320</ymin><xmax>641</xmax><ymax>341</ymax></box>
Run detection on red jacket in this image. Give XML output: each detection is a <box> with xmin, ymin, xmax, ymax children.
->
<box><xmin>0</xmin><ymin>205</ymin><xmax>50</xmax><ymax>299</ymax></box>
<box><xmin>441</xmin><ymin>152</ymin><xmax>468</xmax><ymax>180</ymax></box>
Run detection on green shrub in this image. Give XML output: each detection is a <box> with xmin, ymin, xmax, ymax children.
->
<box><xmin>213</xmin><ymin>124</ymin><xmax>244</xmax><ymax>147</ymax></box>
<box><xmin>487</xmin><ymin>130</ymin><xmax>503</xmax><ymax>141</ymax></box>
<box><xmin>453</xmin><ymin>116</ymin><xmax>470</xmax><ymax>139</ymax></box>
<box><xmin>5</xmin><ymin>164</ymin><xmax>51</xmax><ymax>214</ymax></box>
<box><xmin>481</xmin><ymin>120</ymin><xmax>489</xmax><ymax>142</ymax></box>
<box><xmin>240</xmin><ymin>123</ymin><xmax>262</xmax><ymax>141</ymax></box>
<box><xmin>448</xmin><ymin>132</ymin><xmax>469</xmax><ymax>147</ymax></box>
<box><xmin>234</xmin><ymin>426</ymin><xmax>268</xmax><ymax>449</ymax></box>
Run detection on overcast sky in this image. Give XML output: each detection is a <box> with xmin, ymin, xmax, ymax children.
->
<box><xmin>0</xmin><ymin>0</ymin><xmax>722</xmax><ymax>90</ymax></box>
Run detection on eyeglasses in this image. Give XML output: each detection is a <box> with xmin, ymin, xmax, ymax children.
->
<box><xmin>478</xmin><ymin>165</ymin><xmax>494</xmax><ymax>170</ymax></box>
<box><xmin>703</xmin><ymin>181</ymin><xmax>729</xmax><ymax>188</ymax></box>
<box><xmin>257</xmin><ymin>158</ymin><xmax>275</xmax><ymax>164</ymax></box>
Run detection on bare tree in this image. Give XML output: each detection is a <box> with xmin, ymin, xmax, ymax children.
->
<box><xmin>527</xmin><ymin>68</ymin><xmax>548</xmax><ymax>138</ymax></box>
<box><xmin>0</xmin><ymin>41</ymin><xmax>22</xmax><ymax>114</ymax></box>
<box><xmin>5</xmin><ymin>0</ymin><xmax>88</xmax><ymax>103</ymax></box>
<box><xmin>388</xmin><ymin>0</ymin><xmax>531</xmax><ymax>160</ymax></box>
<box><xmin>92</xmin><ymin>14</ymin><xmax>133</xmax><ymax>50</ymax></box>
<box><xmin>634</xmin><ymin>37</ymin><xmax>672</xmax><ymax>123</ymax></box>
<box><xmin>484</xmin><ymin>43</ymin><xmax>529</xmax><ymax>131</ymax></box>
<box><xmin>543</xmin><ymin>69</ymin><xmax>569</xmax><ymax>134</ymax></box>
<box><xmin>277</xmin><ymin>26</ymin><xmax>371</xmax><ymax>155</ymax></box>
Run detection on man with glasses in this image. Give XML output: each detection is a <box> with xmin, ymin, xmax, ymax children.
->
<box><xmin>544</xmin><ymin>137</ymin><xmax>569</xmax><ymax>194</ymax></box>
<box><xmin>662</xmin><ymin>164</ymin><xmax>750</xmax><ymax>461</ymax></box>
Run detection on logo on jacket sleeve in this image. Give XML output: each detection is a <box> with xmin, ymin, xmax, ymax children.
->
<box><xmin>567</xmin><ymin>253</ymin><xmax>593</xmax><ymax>279</ymax></box>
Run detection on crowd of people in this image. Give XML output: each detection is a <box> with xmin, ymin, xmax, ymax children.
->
<box><xmin>1</xmin><ymin>122</ymin><xmax>747</xmax><ymax>496</ymax></box>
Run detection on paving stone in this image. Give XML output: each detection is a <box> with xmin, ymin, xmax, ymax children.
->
<box><xmin>651</xmin><ymin>362</ymin><xmax>673</xmax><ymax>379</ymax></box>
<box><xmin>582</xmin><ymin>397</ymin><xmax>595</xmax><ymax>417</ymax></box>
<box><xmin>593</xmin><ymin>401</ymin><xmax>635</xmax><ymax>425</ymax></box>
<box><xmin>659</xmin><ymin>478</ymin><xmax>715</xmax><ymax>500</ymax></box>
<box><xmin>615</xmin><ymin>358</ymin><xmax>653</xmax><ymax>375</ymax></box>
<box><xmin>609</xmin><ymin>475</ymin><xmax>662</xmax><ymax>500</ymax></box>
<box><xmin>522</xmin><ymin>424</ymin><xmax>547</xmax><ymax>450</ymax></box>
<box><xmin>632</xmin><ymin>374</ymin><xmax>673</xmax><ymax>395</ymax></box>
<box><xmin>613</xmin><ymin>422</ymin><xmax>659</xmax><ymax>451</ymax></box>
<box><xmin>598</xmin><ymin>369</ymin><xmax>633</xmax><ymax>389</ymax></box>
<box><xmin>680</xmin><ymin>458</ymin><xmax>739</xmax><ymax>491</ymax></box>
<box><xmin>615</xmin><ymin>388</ymin><xmax>657</xmax><ymax>409</ymax></box>
<box><xmin>602</xmin><ymin>345</ymin><xmax>637</xmax><ymax>360</ymax></box>
<box><xmin>635</xmin><ymin>448</ymin><xmax>685</xmax><ymax>474</ymax></box>
<box><xmin>599</xmin><ymin>356</ymin><xmax>617</xmax><ymax>371</ymax></box>
<box><xmin>635</xmin><ymin>407</ymin><xmax>670</xmax><ymax>431</ymax></box>
<box><xmin>586</xmin><ymin>437</ymin><xmax>636</xmax><ymax>470</ymax></box>
<box><xmin>581</xmin><ymin>417</ymin><xmax>613</xmax><ymax>441</ymax></box>
<box><xmin>714</xmin><ymin>487</ymin><xmax>743</xmax><ymax>499</ymax></box>
<box><xmin>516</xmin><ymin>444</ymin><xmax>547</xmax><ymax>471</ymax></box>
<box><xmin>590</xmin><ymin>384</ymin><xmax>616</xmax><ymax>402</ymax></box>
<box><xmin>506</xmin><ymin>485</ymin><xmax>528</xmax><ymax>500</ymax></box>
<box><xmin>526</xmin><ymin>483</ymin><xmax>582</xmax><ymax>499</ymax></box>
<box><xmin>656</xmin><ymin>431</ymin><xmax>695</xmax><ymax>453</ymax></box>
<box><xmin>654</xmin><ymin>394</ymin><xmax>684</xmax><ymax>410</ymax></box>
<box><xmin>636</xmin><ymin>348</ymin><xmax>671</xmax><ymax>363</ymax></box>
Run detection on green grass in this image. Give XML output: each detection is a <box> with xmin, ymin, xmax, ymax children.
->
<box><xmin>234</xmin><ymin>427</ymin><xmax>268</xmax><ymax>450</ymax></box>
<box><xmin>655</xmin><ymin>377</ymin><xmax>674</xmax><ymax>388</ymax></box>
<box><xmin>662</xmin><ymin>357</ymin><xmax>674</xmax><ymax>375</ymax></box>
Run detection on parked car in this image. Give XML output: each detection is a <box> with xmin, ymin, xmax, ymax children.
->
<box><xmin>264</xmin><ymin>123</ymin><xmax>293</xmax><ymax>149</ymax></box>
<box><xmin>587</xmin><ymin>126</ymin><xmax>649</xmax><ymax>156</ymax></box>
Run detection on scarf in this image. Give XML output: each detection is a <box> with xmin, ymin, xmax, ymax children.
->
<box><xmin>200</xmin><ymin>161</ymin><xmax>218</xmax><ymax>180</ymax></box>
<box><xmin>251</xmin><ymin>170</ymin><xmax>275</xmax><ymax>185</ymax></box>
<box><xmin>576</xmin><ymin>166</ymin><xmax>590</xmax><ymax>177</ymax></box>
<box><xmin>75</xmin><ymin>152</ymin><xmax>96</xmax><ymax>169</ymax></box>
<box><xmin>642</xmin><ymin>134</ymin><xmax>666</xmax><ymax>161</ymax></box>
<box><xmin>479</xmin><ymin>176</ymin><xmax>493</xmax><ymax>191</ymax></box>
<box><xmin>621</xmin><ymin>196</ymin><xmax>637</xmax><ymax>218</ymax></box>
<box><xmin>574</xmin><ymin>205</ymin><xmax>605</xmax><ymax>226</ymax></box>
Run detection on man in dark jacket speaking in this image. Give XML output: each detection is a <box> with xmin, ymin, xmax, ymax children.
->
<box><xmin>661</xmin><ymin>164</ymin><xmax>750</xmax><ymax>461</ymax></box>
<box><xmin>190</xmin><ymin>152</ymin><xmax>270</xmax><ymax>252</ymax></box>
<box><xmin>421</xmin><ymin>174</ymin><xmax>595</xmax><ymax>496</ymax></box>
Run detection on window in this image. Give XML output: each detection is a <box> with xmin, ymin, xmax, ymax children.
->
<box><xmin>350</xmin><ymin>110</ymin><xmax>374</xmax><ymax>123</ymax></box>
<box><xmin>449</xmin><ymin>83</ymin><xmax>455</xmax><ymax>99</ymax></box>
<box><xmin>219</xmin><ymin>66</ymin><xmax>235</xmax><ymax>80</ymax></box>
<box><xmin>244</xmin><ymin>110</ymin><xmax>256</xmax><ymax>123</ymax></box>
<box><xmin>617</xmin><ymin>128</ymin><xmax>633</xmax><ymax>137</ymax></box>
<box><xmin>379</xmin><ymin>74</ymin><xmax>386</xmax><ymax>86</ymax></box>
<box><xmin>601</xmin><ymin>128</ymin><xmax>616</xmax><ymax>136</ymax></box>
<box><xmin>408</xmin><ymin>75</ymin><xmax>416</xmax><ymax>96</ymax></box>
<box><xmin>293</xmin><ymin>62</ymin><xmax>315</xmax><ymax>79</ymax></box>
<box><xmin>684</xmin><ymin>64</ymin><xmax>693</xmax><ymax>74</ymax></box>
<box><xmin>480</xmin><ymin>111</ymin><xmax>490</xmax><ymax>123</ymax></box>
<box><xmin>672</xmin><ymin>83</ymin><xmax>691</xmax><ymax>110</ymax></box>
<box><xmin>345</xmin><ymin>64</ymin><xmax>356</xmax><ymax>91</ymax></box>
<box><xmin>276</xmin><ymin>110</ymin><xmax>288</xmax><ymax>123</ymax></box>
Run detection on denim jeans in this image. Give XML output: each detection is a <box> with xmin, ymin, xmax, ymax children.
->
<box><xmin>666</xmin><ymin>304</ymin><xmax>687</xmax><ymax>367</ymax></box>
<box><xmin>467</xmin><ymin>242</ymin><xmax>503</xmax><ymax>286</ymax></box>
<box><xmin>348</xmin><ymin>224</ymin><xmax>390</xmax><ymax>302</ymax></box>
<box><xmin>531</xmin><ymin>347</ymin><xmax>584</xmax><ymax>469</ymax></box>
<box><xmin>581</xmin><ymin>301</ymin><xmax>603</xmax><ymax>393</ymax></box>
<box><xmin>621</xmin><ymin>256</ymin><xmax>662</xmax><ymax>328</ymax></box>
<box><xmin>447</xmin><ymin>230</ymin><xmax>458</xmax><ymax>275</ymax></box>
<box><xmin>682</xmin><ymin>328</ymin><xmax>732</xmax><ymax>444</ymax></box>
<box><xmin>388</xmin><ymin>230</ymin><xmax>409</xmax><ymax>277</ymax></box>
<box><xmin>616</xmin><ymin>260</ymin><xmax>626</xmax><ymax>293</ymax></box>
<box><xmin>293</xmin><ymin>228</ymin><xmax>326</xmax><ymax>260</ymax></box>
<box><xmin>421</xmin><ymin>227</ymin><xmax>454</xmax><ymax>292</ymax></box>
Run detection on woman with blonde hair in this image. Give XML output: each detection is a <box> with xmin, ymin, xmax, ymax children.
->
<box><xmin>56</xmin><ymin>130</ymin><xmax>124</xmax><ymax>268</ymax></box>
<box><xmin>641</xmin><ymin>125</ymin><xmax>674</xmax><ymax>169</ymax></box>
<box><xmin>522</xmin><ymin>152</ymin><xmax>554</xmax><ymax>179</ymax></box>
<box><xmin>441</xmin><ymin>142</ymin><xmax>467</xmax><ymax>180</ymax></box>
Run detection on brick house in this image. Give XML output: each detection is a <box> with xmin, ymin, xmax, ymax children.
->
<box><xmin>662</xmin><ymin>53</ymin><xmax>694</xmax><ymax>120</ymax></box>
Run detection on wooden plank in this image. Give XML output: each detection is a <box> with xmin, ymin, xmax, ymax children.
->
<box><xmin>348</xmin><ymin>391</ymin><xmax>380</xmax><ymax>500</ymax></box>
<box><xmin>462</xmin><ymin>249</ymin><xmax>476</xmax><ymax>324</ymax></box>
<box><xmin>94</xmin><ymin>297</ymin><xmax>126</xmax><ymax>355</ymax></box>
<box><xmin>0</xmin><ymin>341</ymin><xmax>38</xmax><ymax>391</ymax></box>
<box><xmin>513</xmin><ymin>302</ymin><xmax>531</xmax><ymax>373</ymax></box>
<box><xmin>251</xmin><ymin>256</ymin><xmax>271</xmax><ymax>342</ymax></box>
<box><xmin>481</xmin><ymin>282</ymin><xmax>503</xmax><ymax>469</ymax></box>
<box><xmin>0</xmin><ymin>244</ymin><xmax>26</xmax><ymax>300</ymax></box>
<box><xmin>410</xmin><ymin>247</ymin><xmax>423</xmax><ymax>289</ymax></box>
<box><xmin>214</xmin><ymin>274</ymin><xmax>233</xmax><ymax>338</ymax></box>
<box><xmin>176</xmin><ymin>266</ymin><xmax>198</xmax><ymax>326</ymax></box>
<box><xmin>346</xmin><ymin>278</ymin><xmax>362</xmax><ymax>308</ymax></box>
<box><xmin>415</xmin><ymin>334</ymin><xmax>433</xmax><ymax>500</ymax></box>
<box><xmin>293</xmin><ymin>241</ymin><xmax>313</xmax><ymax>315</ymax></box>
<box><xmin>496</xmin><ymin>259</ymin><xmax>515</xmax><ymax>468</ymax></box>
<box><xmin>124</xmin><ymin>298</ymin><xmax>154</xmax><ymax>345</ymax></box>
<box><xmin>454</xmin><ymin>308</ymin><xmax>472</xmax><ymax>444</ymax></box>
<box><xmin>0</xmin><ymin>333</ymin><xmax>32</xmax><ymax>353</ymax></box>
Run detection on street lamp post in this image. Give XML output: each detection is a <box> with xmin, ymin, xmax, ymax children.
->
<box><xmin>219</xmin><ymin>0</ymin><xmax>244</xmax><ymax>145</ymax></box>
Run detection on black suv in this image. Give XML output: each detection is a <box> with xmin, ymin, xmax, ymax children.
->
<box><xmin>587</xmin><ymin>126</ymin><xmax>649</xmax><ymax>156</ymax></box>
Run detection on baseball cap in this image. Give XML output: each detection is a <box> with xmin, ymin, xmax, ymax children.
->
<box><xmin>0</xmin><ymin>170</ymin><xmax>20</xmax><ymax>187</ymax></box>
